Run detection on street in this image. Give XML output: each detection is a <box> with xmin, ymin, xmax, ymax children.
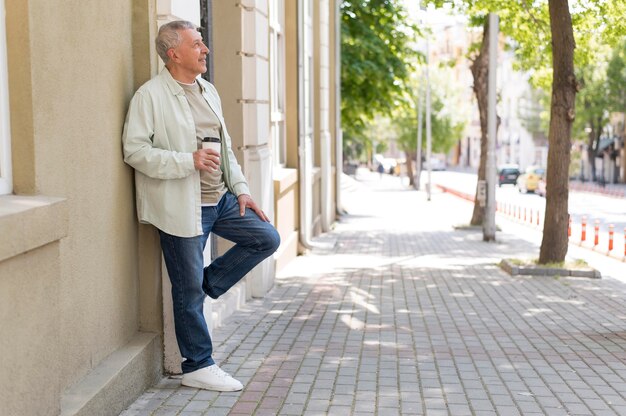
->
<box><xmin>430</xmin><ymin>170</ymin><xmax>626</xmax><ymax>259</ymax></box>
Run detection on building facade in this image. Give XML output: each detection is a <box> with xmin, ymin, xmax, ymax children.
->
<box><xmin>0</xmin><ymin>0</ymin><xmax>340</xmax><ymax>414</ymax></box>
<box><xmin>426</xmin><ymin>13</ymin><xmax>546</xmax><ymax>173</ymax></box>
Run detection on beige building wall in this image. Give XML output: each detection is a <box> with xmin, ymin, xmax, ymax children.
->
<box><xmin>269</xmin><ymin>0</ymin><xmax>298</xmax><ymax>272</ymax></box>
<box><xmin>0</xmin><ymin>0</ymin><xmax>340</xmax><ymax>414</ymax></box>
<box><xmin>314</xmin><ymin>0</ymin><xmax>334</xmax><ymax>233</ymax></box>
<box><xmin>298</xmin><ymin>0</ymin><xmax>318</xmax><ymax>246</ymax></box>
<box><xmin>278</xmin><ymin>0</ymin><xmax>339</xmax><ymax>253</ymax></box>
<box><xmin>1</xmin><ymin>1</ymin><xmax>161</xmax><ymax>415</ymax></box>
<box><xmin>278</xmin><ymin>0</ymin><xmax>302</xmax><ymax>266</ymax></box>
<box><xmin>328</xmin><ymin>0</ymin><xmax>336</xmax><ymax>214</ymax></box>
<box><xmin>211</xmin><ymin>1</ymin><xmax>277</xmax><ymax>303</ymax></box>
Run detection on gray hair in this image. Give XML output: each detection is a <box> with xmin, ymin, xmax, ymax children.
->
<box><xmin>155</xmin><ymin>20</ymin><xmax>198</xmax><ymax>63</ymax></box>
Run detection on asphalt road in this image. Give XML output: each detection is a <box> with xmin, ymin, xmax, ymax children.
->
<box><xmin>426</xmin><ymin>170</ymin><xmax>626</xmax><ymax>250</ymax></box>
<box><xmin>497</xmin><ymin>182</ymin><xmax>626</xmax><ymax>233</ymax></box>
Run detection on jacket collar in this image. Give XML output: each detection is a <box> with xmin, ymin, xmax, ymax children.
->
<box><xmin>159</xmin><ymin>67</ymin><xmax>205</xmax><ymax>96</ymax></box>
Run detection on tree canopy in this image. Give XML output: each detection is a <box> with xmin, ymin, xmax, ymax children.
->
<box><xmin>424</xmin><ymin>0</ymin><xmax>625</xmax><ymax>263</ymax></box>
<box><xmin>607</xmin><ymin>39</ymin><xmax>626</xmax><ymax>113</ymax></box>
<box><xmin>427</xmin><ymin>0</ymin><xmax>625</xmax><ymax>89</ymax></box>
<box><xmin>395</xmin><ymin>71</ymin><xmax>466</xmax><ymax>156</ymax></box>
<box><xmin>341</xmin><ymin>0</ymin><xmax>420</xmax><ymax>161</ymax></box>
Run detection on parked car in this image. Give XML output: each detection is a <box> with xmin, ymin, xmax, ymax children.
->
<box><xmin>517</xmin><ymin>165</ymin><xmax>545</xmax><ymax>193</ymax></box>
<box><xmin>428</xmin><ymin>157</ymin><xmax>447</xmax><ymax>171</ymax></box>
<box><xmin>498</xmin><ymin>164</ymin><xmax>520</xmax><ymax>186</ymax></box>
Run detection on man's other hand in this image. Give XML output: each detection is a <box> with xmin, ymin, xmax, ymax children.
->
<box><xmin>237</xmin><ymin>194</ymin><xmax>270</xmax><ymax>222</ymax></box>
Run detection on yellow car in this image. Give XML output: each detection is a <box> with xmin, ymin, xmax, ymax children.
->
<box><xmin>536</xmin><ymin>175</ymin><xmax>547</xmax><ymax>197</ymax></box>
<box><xmin>516</xmin><ymin>166</ymin><xmax>545</xmax><ymax>193</ymax></box>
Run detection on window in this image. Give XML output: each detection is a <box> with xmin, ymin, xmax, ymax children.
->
<box><xmin>300</xmin><ymin>0</ymin><xmax>314</xmax><ymax>163</ymax></box>
<box><xmin>269</xmin><ymin>0</ymin><xmax>286</xmax><ymax>166</ymax></box>
<box><xmin>199</xmin><ymin>0</ymin><xmax>214</xmax><ymax>83</ymax></box>
<box><xmin>0</xmin><ymin>0</ymin><xmax>12</xmax><ymax>195</ymax></box>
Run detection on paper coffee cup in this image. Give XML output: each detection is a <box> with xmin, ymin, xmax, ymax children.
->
<box><xmin>202</xmin><ymin>137</ymin><xmax>221</xmax><ymax>153</ymax></box>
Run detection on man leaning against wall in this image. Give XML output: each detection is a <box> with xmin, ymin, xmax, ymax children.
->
<box><xmin>122</xmin><ymin>20</ymin><xmax>280</xmax><ymax>392</ymax></box>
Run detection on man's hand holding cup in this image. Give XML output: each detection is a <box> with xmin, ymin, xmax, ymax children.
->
<box><xmin>194</xmin><ymin>137</ymin><xmax>221</xmax><ymax>171</ymax></box>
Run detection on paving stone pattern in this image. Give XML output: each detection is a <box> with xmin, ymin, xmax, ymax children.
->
<box><xmin>121</xmin><ymin>172</ymin><xmax>626</xmax><ymax>416</ymax></box>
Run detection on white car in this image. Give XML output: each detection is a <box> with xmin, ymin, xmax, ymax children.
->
<box><xmin>428</xmin><ymin>158</ymin><xmax>446</xmax><ymax>171</ymax></box>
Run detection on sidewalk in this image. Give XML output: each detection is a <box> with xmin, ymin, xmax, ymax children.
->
<box><xmin>120</xmin><ymin>171</ymin><xmax>626</xmax><ymax>416</ymax></box>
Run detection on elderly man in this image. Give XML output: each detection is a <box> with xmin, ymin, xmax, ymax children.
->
<box><xmin>122</xmin><ymin>20</ymin><xmax>280</xmax><ymax>392</ymax></box>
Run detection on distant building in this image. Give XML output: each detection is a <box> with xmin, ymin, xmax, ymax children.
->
<box><xmin>425</xmin><ymin>12</ymin><xmax>547</xmax><ymax>172</ymax></box>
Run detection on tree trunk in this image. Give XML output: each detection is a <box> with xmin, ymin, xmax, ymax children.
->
<box><xmin>469</xmin><ymin>19</ymin><xmax>491</xmax><ymax>226</ymax></box>
<box><xmin>404</xmin><ymin>149</ymin><xmax>416</xmax><ymax>187</ymax></box>
<box><xmin>539</xmin><ymin>0</ymin><xmax>576</xmax><ymax>264</ymax></box>
<box><xmin>586</xmin><ymin>119</ymin><xmax>602</xmax><ymax>182</ymax></box>
<box><xmin>586</xmin><ymin>131</ymin><xmax>596</xmax><ymax>182</ymax></box>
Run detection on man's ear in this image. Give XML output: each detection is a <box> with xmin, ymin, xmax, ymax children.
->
<box><xmin>166</xmin><ymin>48</ymin><xmax>178</xmax><ymax>63</ymax></box>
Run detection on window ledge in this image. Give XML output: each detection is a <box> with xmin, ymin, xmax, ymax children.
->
<box><xmin>0</xmin><ymin>195</ymin><xmax>68</xmax><ymax>262</ymax></box>
<box><xmin>273</xmin><ymin>167</ymin><xmax>298</xmax><ymax>195</ymax></box>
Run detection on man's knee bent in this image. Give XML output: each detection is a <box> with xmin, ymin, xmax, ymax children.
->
<box><xmin>258</xmin><ymin>226</ymin><xmax>280</xmax><ymax>254</ymax></box>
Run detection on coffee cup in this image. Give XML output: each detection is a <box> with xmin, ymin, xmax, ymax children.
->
<box><xmin>202</xmin><ymin>137</ymin><xmax>221</xmax><ymax>154</ymax></box>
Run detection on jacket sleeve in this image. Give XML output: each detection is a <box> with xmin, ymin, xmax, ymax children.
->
<box><xmin>122</xmin><ymin>91</ymin><xmax>196</xmax><ymax>180</ymax></box>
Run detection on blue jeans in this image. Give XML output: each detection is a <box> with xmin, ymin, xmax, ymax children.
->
<box><xmin>158</xmin><ymin>192</ymin><xmax>280</xmax><ymax>373</ymax></box>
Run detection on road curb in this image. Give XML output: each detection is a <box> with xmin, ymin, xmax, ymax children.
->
<box><xmin>499</xmin><ymin>259</ymin><xmax>601</xmax><ymax>279</ymax></box>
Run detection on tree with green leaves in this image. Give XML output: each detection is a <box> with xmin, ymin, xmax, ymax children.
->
<box><xmin>572</xmin><ymin>62</ymin><xmax>609</xmax><ymax>182</ymax></box>
<box><xmin>607</xmin><ymin>39</ymin><xmax>626</xmax><ymax>135</ymax></box>
<box><xmin>394</xmin><ymin>80</ymin><xmax>465</xmax><ymax>187</ymax></box>
<box><xmin>538</xmin><ymin>0</ymin><xmax>576</xmax><ymax>264</ymax></box>
<box><xmin>340</xmin><ymin>0</ymin><xmax>419</xmax><ymax>162</ymax></box>
<box><xmin>427</xmin><ymin>0</ymin><xmax>623</xmax><ymax>264</ymax></box>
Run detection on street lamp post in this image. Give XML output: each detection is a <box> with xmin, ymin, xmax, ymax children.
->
<box><xmin>416</xmin><ymin>82</ymin><xmax>423</xmax><ymax>190</ymax></box>
<box><xmin>483</xmin><ymin>12</ymin><xmax>498</xmax><ymax>241</ymax></box>
<box><xmin>424</xmin><ymin>10</ymin><xmax>432</xmax><ymax>201</ymax></box>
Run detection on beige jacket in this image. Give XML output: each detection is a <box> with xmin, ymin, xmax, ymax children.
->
<box><xmin>122</xmin><ymin>68</ymin><xmax>250</xmax><ymax>237</ymax></box>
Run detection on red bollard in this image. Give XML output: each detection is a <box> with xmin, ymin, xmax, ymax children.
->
<box><xmin>536</xmin><ymin>210</ymin><xmax>540</xmax><ymax>226</ymax></box>
<box><xmin>530</xmin><ymin>210</ymin><xmax>533</xmax><ymax>224</ymax></box>
<box><xmin>581</xmin><ymin>216</ymin><xmax>587</xmax><ymax>242</ymax></box>
<box><xmin>594</xmin><ymin>220</ymin><xmax>600</xmax><ymax>246</ymax></box>
<box><xmin>608</xmin><ymin>224</ymin><xmax>614</xmax><ymax>252</ymax></box>
<box><xmin>524</xmin><ymin>207</ymin><xmax>527</xmax><ymax>222</ymax></box>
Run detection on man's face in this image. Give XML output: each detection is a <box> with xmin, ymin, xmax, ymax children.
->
<box><xmin>168</xmin><ymin>28</ymin><xmax>209</xmax><ymax>76</ymax></box>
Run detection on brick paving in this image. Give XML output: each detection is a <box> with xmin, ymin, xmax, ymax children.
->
<box><xmin>120</xmin><ymin>171</ymin><xmax>626</xmax><ymax>416</ymax></box>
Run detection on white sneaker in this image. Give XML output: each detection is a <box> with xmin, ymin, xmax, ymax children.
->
<box><xmin>181</xmin><ymin>364</ymin><xmax>243</xmax><ymax>392</ymax></box>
